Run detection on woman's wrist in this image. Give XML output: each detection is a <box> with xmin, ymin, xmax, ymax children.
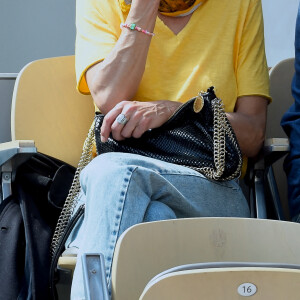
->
<box><xmin>127</xmin><ymin>0</ymin><xmax>160</xmax><ymax>29</ymax></box>
<box><xmin>121</xmin><ymin>23</ymin><xmax>155</xmax><ymax>36</ymax></box>
<box><xmin>152</xmin><ymin>100</ymin><xmax>182</xmax><ymax>119</ymax></box>
<box><xmin>130</xmin><ymin>0</ymin><xmax>160</xmax><ymax>12</ymax></box>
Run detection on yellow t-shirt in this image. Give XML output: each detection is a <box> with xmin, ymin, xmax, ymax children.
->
<box><xmin>75</xmin><ymin>0</ymin><xmax>271</xmax><ymax>113</ymax></box>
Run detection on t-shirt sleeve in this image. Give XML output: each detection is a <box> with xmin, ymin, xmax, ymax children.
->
<box><xmin>75</xmin><ymin>0</ymin><xmax>120</xmax><ymax>94</ymax></box>
<box><xmin>236</xmin><ymin>0</ymin><xmax>271</xmax><ymax>101</ymax></box>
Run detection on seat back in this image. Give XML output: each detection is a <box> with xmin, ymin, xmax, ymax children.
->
<box><xmin>111</xmin><ymin>218</ymin><xmax>300</xmax><ymax>300</ymax></box>
<box><xmin>11</xmin><ymin>56</ymin><xmax>94</xmax><ymax>167</ymax></box>
<box><xmin>267</xmin><ymin>58</ymin><xmax>295</xmax><ymax>139</ymax></box>
<box><xmin>140</xmin><ymin>267</ymin><xmax>300</xmax><ymax>300</ymax></box>
<box><xmin>267</xmin><ymin>58</ymin><xmax>295</xmax><ymax>218</ymax></box>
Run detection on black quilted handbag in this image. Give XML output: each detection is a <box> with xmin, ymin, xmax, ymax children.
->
<box><xmin>94</xmin><ymin>87</ymin><xmax>242</xmax><ymax>181</ymax></box>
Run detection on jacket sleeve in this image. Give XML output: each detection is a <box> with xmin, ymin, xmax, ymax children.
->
<box><xmin>281</xmin><ymin>3</ymin><xmax>300</xmax><ymax>220</ymax></box>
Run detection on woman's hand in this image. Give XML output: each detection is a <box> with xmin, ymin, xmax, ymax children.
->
<box><xmin>100</xmin><ymin>100</ymin><xmax>182</xmax><ymax>142</ymax></box>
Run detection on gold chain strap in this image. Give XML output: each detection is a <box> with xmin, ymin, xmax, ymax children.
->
<box><xmin>200</xmin><ymin>97</ymin><xmax>242</xmax><ymax>181</ymax></box>
<box><xmin>50</xmin><ymin>120</ymin><xmax>95</xmax><ymax>257</ymax></box>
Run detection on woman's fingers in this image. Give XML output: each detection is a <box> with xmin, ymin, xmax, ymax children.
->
<box><xmin>100</xmin><ymin>104</ymin><xmax>124</xmax><ymax>142</ymax></box>
<box><xmin>110</xmin><ymin>114</ymin><xmax>132</xmax><ymax>141</ymax></box>
<box><xmin>118</xmin><ymin>117</ymin><xmax>138</xmax><ymax>139</ymax></box>
<box><xmin>101</xmin><ymin>100</ymin><xmax>137</xmax><ymax>142</ymax></box>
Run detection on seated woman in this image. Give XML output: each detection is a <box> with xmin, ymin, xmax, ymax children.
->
<box><xmin>66</xmin><ymin>0</ymin><xmax>270</xmax><ymax>298</ymax></box>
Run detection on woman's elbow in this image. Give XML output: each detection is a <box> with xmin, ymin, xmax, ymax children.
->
<box><xmin>89</xmin><ymin>82</ymin><xmax>135</xmax><ymax>114</ymax></box>
<box><xmin>91</xmin><ymin>88</ymin><xmax>114</xmax><ymax>113</ymax></box>
<box><xmin>243</xmin><ymin>127</ymin><xmax>265</xmax><ymax>158</ymax></box>
<box><xmin>90</xmin><ymin>84</ymin><xmax>130</xmax><ymax>113</ymax></box>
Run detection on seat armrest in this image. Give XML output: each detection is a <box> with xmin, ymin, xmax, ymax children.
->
<box><xmin>248</xmin><ymin>138</ymin><xmax>289</xmax><ymax>219</ymax></box>
<box><xmin>58</xmin><ymin>256</ymin><xmax>77</xmax><ymax>272</ymax></box>
<box><xmin>61</xmin><ymin>247</ymin><xmax>79</xmax><ymax>257</ymax></box>
<box><xmin>255</xmin><ymin>138</ymin><xmax>290</xmax><ymax>220</ymax></box>
<box><xmin>263</xmin><ymin>138</ymin><xmax>290</xmax><ymax>166</ymax></box>
<box><xmin>0</xmin><ymin>140</ymin><xmax>37</xmax><ymax>202</ymax></box>
<box><xmin>0</xmin><ymin>140</ymin><xmax>37</xmax><ymax>167</ymax></box>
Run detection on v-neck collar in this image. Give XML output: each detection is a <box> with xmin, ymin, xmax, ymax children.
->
<box><xmin>156</xmin><ymin>8</ymin><xmax>199</xmax><ymax>38</ymax></box>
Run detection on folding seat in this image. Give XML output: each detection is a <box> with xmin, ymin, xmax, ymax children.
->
<box><xmin>264</xmin><ymin>58</ymin><xmax>295</xmax><ymax>220</ymax></box>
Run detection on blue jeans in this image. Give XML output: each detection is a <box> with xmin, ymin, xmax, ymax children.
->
<box><xmin>281</xmin><ymin>3</ymin><xmax>300</xmax><ymax>220</ymax></box>
<box><xmin>67</xmin><ymin>153</ymin><xmax>250</xmax><ymax>299</ymax></box>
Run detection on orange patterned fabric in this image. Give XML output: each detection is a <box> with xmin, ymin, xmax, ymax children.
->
<box><xmin>119</xmin><ymin>0</ymin><xmax>203</xmax><ymax>16</ymax></box>
<box><xmin>159</xmin><ymin>0</ymin><xmax>196</xmax><ymax>12</ymax></box>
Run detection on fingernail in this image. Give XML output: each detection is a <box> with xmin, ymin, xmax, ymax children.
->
<box><xmin>101</xmin><ymin>135</ymin><xmax>106</xmax><ymax>143</ymax></box>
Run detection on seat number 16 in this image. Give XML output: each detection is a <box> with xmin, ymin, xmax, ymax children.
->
<box><xmin>237</xmin><ymin>283</ymin><xmax>257</xmax><ymax>296</ymax></box>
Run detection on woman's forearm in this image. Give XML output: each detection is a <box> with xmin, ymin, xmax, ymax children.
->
<box><xmin>86</xmin><ymin>0</ymin><xmax>160</xmax><ymax>114</ymax></box>
<box><xmin>226</xmin><ymin>96</ymin><xmax>268</xmax><ymax>158</ymax></box>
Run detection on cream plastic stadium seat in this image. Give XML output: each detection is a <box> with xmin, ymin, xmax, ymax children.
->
<box><xmin>1</xmin><ymin>55</ymin><xmax>94</xmax><ymax>203</ymax></box>
<box><xmin>108</xmin><ymin>218</ymin><xmax>300</xmax><ymax>300</ymax></box>
<box><xmin>11</xmin><ymin>55</ymin><xmax>95</xmax><ymax>167</ymax></box>
<box><xmin>264</xmin><ymin>58</ymin><xmax>295</xmax><ymax>220</ymax></box>
<box><xmin>235</xmin><ymin>58</ymin><xmax>294</xmax><ymax>221</ymax></box>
